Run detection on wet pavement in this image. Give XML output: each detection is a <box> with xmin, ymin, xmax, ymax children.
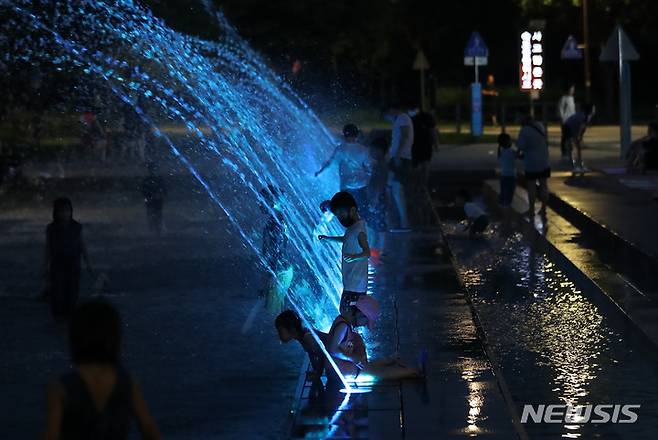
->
<box><xmin>288</xmin><ymin>231</ymin><xmax>520</xmax><ymax>439</ymax></box>
<box><xmin>0</xmin><ymin>166</ymin><xmax>522</xmax><ymax>439</ymax></box>
<box><xmin>548</xmin><ymin>171</ymin><xmax>658</xmax><ymax>262</ymax></box>
<box><xmin>469</xmin><ymin>179</ymin><xmax>658</xmax><ymax>438</ymax></box>
<box><xmin>0</xmin><ymin>175</ymin><xmax>303</xmax><ymax>439</ymax></box>
<box><xmin>486</xmin><ymin>172</ymin><xmax>658</xmax><ymax>349</ymax></box>
<box><xmin>4</xmin><ymin>138</ymin><xmax>658</xmax><ymax>439</ymax></box>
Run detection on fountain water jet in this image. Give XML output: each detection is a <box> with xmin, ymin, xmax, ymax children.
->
<box><xmin>3</xmin><ymin>0</ymin><xmax>351</xmax><ymax>387</ymax></box>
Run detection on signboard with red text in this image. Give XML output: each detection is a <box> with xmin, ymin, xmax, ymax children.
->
<box><xmin>520</xmin><ymin>30</ymin><xmax>544</xmax><ymax>91</ymax></box>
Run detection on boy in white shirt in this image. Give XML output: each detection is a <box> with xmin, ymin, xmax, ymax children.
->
<box><xmin>318</xmin><ymin>191</ymin><xmax>371</xmax><ymax>313</ymax></box>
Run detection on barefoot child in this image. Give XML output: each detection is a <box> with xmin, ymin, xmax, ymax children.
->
<box><xmin>275</xmin><ymin>310</ymin><xmax>329</xmax><ymax>379</ymax></box>
<box><xmin>326</xmin><ymin>295</ymin><xmax>426</xmax><ymax>382</ymax></box>
<box><xmin>318</xmin><ymin>191</ymin><xmax>370</xmax><ymax>314</ymax></box>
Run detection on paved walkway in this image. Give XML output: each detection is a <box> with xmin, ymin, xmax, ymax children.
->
<box><xmin>548</xmin><ymin>171</ymin><xmax>658</xmax><ymax>261</ymax></box>
<box><xmin>0</xmin><ymin>175</ymin><xmax>301</xmax><ymax>439</ymax></box>
<box><xmin>288</xmin><ymin>230</ymin><xmax>520</xmax><ymax>439</ymax></box>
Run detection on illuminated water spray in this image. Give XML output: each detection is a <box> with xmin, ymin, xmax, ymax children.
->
<box><xmin>3</xmin><ymin>0</ymin><xmax>350</xmax><ymax>383</ymax></box>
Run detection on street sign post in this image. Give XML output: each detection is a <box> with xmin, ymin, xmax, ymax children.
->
<box><xmin>464</xmin><ymin>31</ymin><xmax>489</xmax><ymax>82</ymax></box>
<box><xmin>600</xmin><ymin>25</ymin><xmax>639</xmax><ymax>156</ymax></box>
<box><xmin>471</xmin><ymin>83</ymin><xmax>483</xmax><ymax>137</ymax></box>
<box><xmin>464</xmin><ymin>32</ymin><xmax>488</xmax><ymax>136</ymax></box>
<box><xmin>413</xmin><ymin>50</ymin><xmax>430</xmax><ymax>111</ymax></box>
<box><xmin>561</xmin><ymin>35</ymin><xmax>583</xmax><ymax>60</ymax></box>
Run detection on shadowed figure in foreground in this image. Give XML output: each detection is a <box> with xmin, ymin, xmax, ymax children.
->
<box><xmin>42</xmin><ymin>300</ymin><xmax>160</xmax><ymax>440</ymax></box>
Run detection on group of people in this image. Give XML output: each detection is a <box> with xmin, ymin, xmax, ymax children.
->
<box><xmin>275</xmin><ymin>190</ymin><xmax>428</xmax><ymax>387</ymax></box>
<box><xmin>316</xmin><ymin>106</ymin><xmax>438</xmax><ymax>238</ymax></box>
<box><xmin>463</xmin><ymin>88</ymin><xmax>603</xmax><ymax>232</ymax></box>
<box><xmin>453</xmin><ymin>113</ymin><xmax>553</xmax><ymax>237</ymax></box>
<box><xmin>260</xmin><ymin>109</ymin><xmax>438</xmax><ymax>387</ymax></box>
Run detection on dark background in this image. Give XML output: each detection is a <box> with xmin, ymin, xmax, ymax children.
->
<box><xmin>138</xmin><ymin>0</ymin><xmax>658</xmax><ymax>120</ymax></box>
<box><xmin>2</xmin><ymin>0</ymin><xmax>657</xmax><ymax>121</ymax></box>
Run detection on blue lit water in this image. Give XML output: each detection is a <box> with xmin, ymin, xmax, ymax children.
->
<box><xmin>2</xmin><ymin>0</ymin><xmax>344</xmax><ymax>333</ymax></box>
<box><xmin>446</xmin><ymin>226</ymin><xmax>658</xmax><ymax>439</ymax></box>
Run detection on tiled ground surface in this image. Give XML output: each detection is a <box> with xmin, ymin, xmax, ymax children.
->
<box><xmin>288</xmin><ymin>231</ymin><xmax>519</xmax><ymax>439</ymax></box>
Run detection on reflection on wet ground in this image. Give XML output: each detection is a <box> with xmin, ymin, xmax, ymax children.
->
<box><xmin>288</xmin><ymin>232</ymin><xmax>518</xmax><ymax>439</ymax></box>
<box><xmin>446</xmin><ymin>223</ymin><xmax>658</xmax><ymax>439</ymax></box>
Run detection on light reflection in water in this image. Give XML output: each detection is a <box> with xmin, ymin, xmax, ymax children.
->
<box><xmin>458</xmin><ymin>362</ymin><xmax>488</xmax><ymax>436</ymax></box>
<box><xmin>449</xmin><ymin>229</ymin><xmax>611</xmax><ymax>438</ymax></box>
<box><xmin>467</xmin><ymin>382</ymin><xmax>484</xmax><ymax>434</ymax></box>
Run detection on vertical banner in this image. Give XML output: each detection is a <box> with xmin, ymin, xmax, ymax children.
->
<box><xmin>520</xmin><ymin>30</ymin><xmax>544</xmax><ymax>91</ymax></box>
<box><xmin>471</xmin><ymin>82</ymin><xmax>483</xmax><ymax>136</ymax></box>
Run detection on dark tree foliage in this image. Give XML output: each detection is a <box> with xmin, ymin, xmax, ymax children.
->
<box><xmin>138</xmin><ymin>0</ymin><xmax>658</xmax><ymax>114</ymax></box>
<box><xmin>8</xmin><ymin>0</ymin><xmax>655</xmax><ymax>114</ymax></box>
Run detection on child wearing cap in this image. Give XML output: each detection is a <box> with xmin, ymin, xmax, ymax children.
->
<box><xmin>326</xmin><ymin>295</ymin><xmax>427</xmax><ymax>382</ymax></box>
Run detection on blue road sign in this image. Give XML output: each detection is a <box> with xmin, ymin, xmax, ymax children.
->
<box><xmin>561</xmin><ymin>35</ymin><xmax>582</xmax><ymax>60</ymax></box>
<box><xmin>464</xmin><ymin>32</ymin><xmax>489</xmax><ymax>58</ymax></box>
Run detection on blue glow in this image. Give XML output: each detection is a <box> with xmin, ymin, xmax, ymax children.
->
<box><xmin>339</xmin><ymin>388</ymin><xmax>372</xmax><ymax>394</ymax></box>
<box><xmin>5</xmin><ymin>1</ymin><xmax>349</xmax><ymax>383</ymax></box>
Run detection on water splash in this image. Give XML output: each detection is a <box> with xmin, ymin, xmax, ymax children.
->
<box><xmin>3</xmin><ymin>0</ymin><xmax>347</xmax><ymax>372</ymax></box>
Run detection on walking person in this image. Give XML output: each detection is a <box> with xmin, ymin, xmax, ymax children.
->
<box><xmin>384</xmin><ymin>104</ymin><xmax>414</xmax><ymax>231</ymax></box>
<box><xmin>42</xmin><ymin>299</ymin><xmax>161</xmax><ymax>440</ymax></box>
<box><xmin>42</xmin><ymin>198</ymin><xmax>96</xmax><ymax>318</ymax></box>
<box><xmin>558</xmin><ymin>85</ymin><xmax>576</xmax><ymax>160</ymax></box>
<box><xmin>516</xmin><ymin>115</ymin><xmax>550</xmax><ymax>222</ymax></box>
<box><xmin>79</xmin><ymin>99</ymin><xmax>108</xmax><ymax>162</ymax></box>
